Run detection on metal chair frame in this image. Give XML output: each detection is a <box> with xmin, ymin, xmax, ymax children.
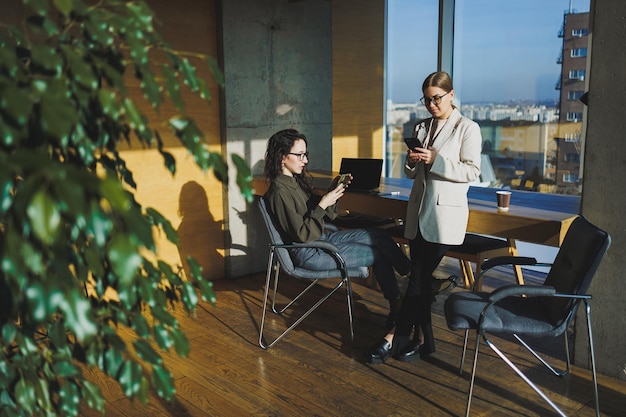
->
<box><xmin>445</xmin><ymin>216</ymin><xmax>610</xmax><ymax>417</ymax></box>
<box><xmin>258</xmin><ymin>197</ymin><xmax>368</xmax><ymax>349</ymax></box>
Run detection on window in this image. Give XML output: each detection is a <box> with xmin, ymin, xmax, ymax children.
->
<box><xmin>566</xmin><ymin>112</ymin><xmax>583</xmax><ymax>121</ymax></box>
<box><xmin>568</xmin><ymin>90</ymin><xmax>584</xmax><ymax>100</ymax></box>
<box><xmin>385</xmin><ymin>0</ymin><xmax>590</xmax><ymax>196</ymax></box>
<box><xmin>384</xmin><ymin>0</ymin><xmax>438</xmax><ymax>177</ymax></box>
<box><xmin>563</xmin><ymin>173</ymin><xmax>579</xmax><ymax>183</ymax></box>
<box><xmin>569</xmin><ymin>69</ymin><xmax>586</xmax><ymax>80</ymax></box>
<box><xmin>564</xmin><ymin>153</ymin><xmax>580</xmax><ymax>162</ymax></box>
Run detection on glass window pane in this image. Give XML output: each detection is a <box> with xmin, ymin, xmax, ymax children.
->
<box><xmin>453</xmin><ymin>0</ymin><xmax>590</xmax><ymax>195</ymax></box>
<box><xmin>385</xmin><ymin>0</ymin><xmax>438</xmax><ymax>178</ymax></box>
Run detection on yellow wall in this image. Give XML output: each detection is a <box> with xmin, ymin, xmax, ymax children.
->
<box><xmin>332</xmin><ymin>0</ymin><xmax>386</xmax><ymax>171</ymax></box>
<box><xmin>118</xmin><ymin>0</ymin><xmax>226</xmax><ymax>280</ymax></box>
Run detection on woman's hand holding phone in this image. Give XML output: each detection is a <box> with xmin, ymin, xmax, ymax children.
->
<box><xmin>404</xmin><ymin>137</ymin><xmax>423</xmax><ymax>151</ymax></box>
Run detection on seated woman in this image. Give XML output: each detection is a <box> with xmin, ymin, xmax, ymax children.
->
<box><xmin>263</xmin><ymin>128</ymin><xmax>411</xmax><ymax>324</ymax></box>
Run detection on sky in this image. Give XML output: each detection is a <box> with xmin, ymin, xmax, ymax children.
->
<box><xmin>387</xmin><ymin>0</ymin><xmax>591</xmax><ymax>104</ymax></box>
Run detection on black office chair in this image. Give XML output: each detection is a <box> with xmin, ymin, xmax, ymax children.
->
<box><xmin>257</xmin><ymin>197</ymin><xmax>369</xmax><ymax>349</ymax></box>
<box><xmin>444</xmin><ymin>216</ymin><xmax>610</xmax><ymax>417</ymax></box>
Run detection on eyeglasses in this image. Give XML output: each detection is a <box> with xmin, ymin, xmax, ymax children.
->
<box><xmin>420</xmin><ymin>92</ymin><xmax>450</xmax><ymax>106</ymax></box>
<box><xmin>289</xmin><ymin>152</ymin><xmax>309</xmax><ymax>161</ymax></box>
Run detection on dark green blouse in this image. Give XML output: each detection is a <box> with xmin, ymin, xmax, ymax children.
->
<box><xmin>264</xmin><ymin>174</ymin><xmax>337</xmax><ymax>243</ymax></box>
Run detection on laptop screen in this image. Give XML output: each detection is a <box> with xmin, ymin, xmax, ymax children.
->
<box><xmin>339</xmin><ymin>158</ymin><xmax>383</xmax><ymax>192</ymax></box>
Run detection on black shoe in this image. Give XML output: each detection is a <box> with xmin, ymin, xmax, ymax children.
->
<box><xmin>393</xmin><ymin>341</ymin><xmax>422</xmax><ymax>363</ymax></box>
<box><xmin>366</xmin><ymin>339</ymin><xmax>392</xmax><ymax>364</ymax></box>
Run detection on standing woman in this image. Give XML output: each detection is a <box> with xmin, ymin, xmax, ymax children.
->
<box><xmin>367</xmin><ymin>71</ymin><xmax>482</xmax><ymax>364</ymax></box>
<box><xmin>263</xmin><ymin>129</ymin><xmax>411</xmax><ymax>323</ymax></box>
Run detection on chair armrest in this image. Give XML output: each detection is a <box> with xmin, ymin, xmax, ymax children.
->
<box><xmin>273</xmin><ymin>241</ymin><xmax>347</xmax><ymax>271</ymax></box>
<box><xmin>274</xmin><ymin>240</ymin><xmax>341</xmax><ymax>253</ymax></box>
<box><xmin>480</xmin><ymin>256</ymin><xmax>538</xmax><ymax>272</ymax></box>
<box><xmin>488</xmin><ymin>284</ymin><xmax>556</xmax><ymax>303</ymax></box>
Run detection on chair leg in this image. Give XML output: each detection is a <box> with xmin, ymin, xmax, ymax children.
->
<box><xmin>466</xmin><ymin>303</ymin><xmax>600</xmax><ymax>417</ymax></box>
<box><xmin>259</xmin><ymin>249</ymin><xmax>352</xmax><ymax>349</ymax></box>
<box><xmin>465</xmin><ymin>330</ymin><xmax>482</xmax><ymax>417</ymax></box>
<box><xmin>344</xmin><ymin>276</ymin><xmax>355</xmax><ymax>343</ymax></box>
<box><xmin>459</xmin><ymin>260</ymin><xmax>474</xmax><ymax>288</ymax></box>
<box><xmin>484</xmin><ymin>335</ymin><xmax>568</xmax><ymax>417</ymax></box>
<box><xmin>585</xmin><ymin>300</ymin><xmax>601</xmax><ymax>417</ymax></box>
<box><xmin>513</xmin><ymin>332</ymin><xmax>571</xmax><ymax>377</ymax></box>
<box><xmin>459</xmin><ymin>329</ymin><xmax>470</xmax><ymax>375</ymax></box>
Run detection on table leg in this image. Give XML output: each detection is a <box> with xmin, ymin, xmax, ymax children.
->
<box><xmin>507</xmin><ymin>239</ymin><xmax>525</xmax><ymax>285</ymax></box>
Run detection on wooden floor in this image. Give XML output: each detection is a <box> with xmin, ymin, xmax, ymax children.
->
<box><xmin>81</xmin><ymin>258</ymin><xmax>626</xmax><ymax>416</ymax></box>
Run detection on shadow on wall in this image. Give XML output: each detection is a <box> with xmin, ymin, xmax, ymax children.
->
<box><xmin>177</xmin><ymin>181</ymin><xmax>225</xmax><ymax>281</ymax></box>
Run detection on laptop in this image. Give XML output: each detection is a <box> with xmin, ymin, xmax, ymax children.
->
<box><xmin>339</xmin><ymin>158</ymin><xmax>383</xmax><ymax>193</ymax></box>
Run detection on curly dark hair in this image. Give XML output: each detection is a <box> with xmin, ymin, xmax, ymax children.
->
<box><xmin>264</xmin><ymin>129</ymin><xmax>314</xmax><ymax>195</ymax></box>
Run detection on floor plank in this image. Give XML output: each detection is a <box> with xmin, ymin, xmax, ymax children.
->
<box><xmin>80</xmin><ymin>257</ymin><xmax>626</xmax><ymax>416</ymax></box>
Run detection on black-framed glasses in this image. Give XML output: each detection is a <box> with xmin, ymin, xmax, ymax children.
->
<box><xmin>420</xmin><ymin>92</ymin><xmax>450</xmax><ymax>106</ymax></box>
<box><xmin>289</xmin><ymin>152</ymin><xmax>309</xmax><ymax>161</ymax></box>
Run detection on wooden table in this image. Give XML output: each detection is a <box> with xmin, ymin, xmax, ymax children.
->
<box><xmin>253</xmin><ymin>173</ymin><xmax>579</xmax><ymax>285</ymax></box>
<box><xmin>253</xmin><ymin>173</ymin><xmax>579</xmax><ymax>247</ymax></box>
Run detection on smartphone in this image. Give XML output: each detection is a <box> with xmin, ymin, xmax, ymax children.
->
<box><xmin>404</xmin><ymin>137</ymin><xmax>423</xmax><ymax>151</ymax></box>
<box><xmin>338</xmin><ymin>173</ymin><xmax>349</xmax><ymax>186</ymax></box>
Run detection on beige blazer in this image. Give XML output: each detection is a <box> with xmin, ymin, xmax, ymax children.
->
<box><xmin>403</xmin><ymin>108</ymin><xmax>482</xmax><ymax>245</ymax></box>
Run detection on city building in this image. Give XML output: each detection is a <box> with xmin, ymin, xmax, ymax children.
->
<box><xmin>555</xmin><ymin>10</ymin><xmax>589</xmax><ymax>193</ymax></box>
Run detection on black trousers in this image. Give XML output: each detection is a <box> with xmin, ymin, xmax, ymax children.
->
<box><xmin>392</xmin><ymin>227</ymin><xmax>449</xmax><ymax>353</ymax></box>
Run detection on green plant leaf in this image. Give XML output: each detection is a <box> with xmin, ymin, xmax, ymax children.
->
<box><xmin>98</xmin><ymin>89</ymin><xmax>120</xmax><ymax>118</ymax></box>
<box><xmin>60</xmin><ymin>45</ymin><xmax>98</xmax><ymax>90</ymax></box>
<box><xmin>151</xmin><ymin>364</ymin><xmax>175</xmax><ymax>400</ymax></box>
<box><xmin>15</xmin><ymin>378</ymin><xmax>36</xmax><ymax>410</ymax></box>
<box><xmin>137</xmin><ymin>66</ymin><xmax>163</xmax><ymax>110</ymax></box>
<box><xmin>34</xmin><ymin>378</ymin><xmax>53</xmax><ymax>414</ymax></box>
<box><xmin>84</xmin><ymin>13</ymin><xmax>114</xmax><ymax>46</ymax></box>
<box><xmin>0</xmin><ymin>47</ymin><xmax>19</xmax><ymax>77</ymax></box>
<box><xmin>196</xmin><ymin>78</ymin><xmax>212</xmax><ymax>102</ymax></box>
<box><xmin>196</xmin><ymin>278</ymin><xmax>216</xmax><ymax>304</ymax></box>
<box><xmin>126</xmin><ymin>2</ymin><xmax>155</xmax><ymax>32</ymax></box>
<box><xmin>53</xmin><ymin>360</ymin><xmax>80</xmax><ymax>377</ymax></box>
<box><xmin>59</xmin><ymin>379</ymin><xmax>79</xmax><ymax>416</ymax></box>
<box><xmin>24</xmin><ymin>0</ymin><xmax>48</xmax><ymax>16</ymax></box>
<box><xmin>80</xmin><ymin>381</ymin><xmax>105</xmax><ymax>413</ymax></box>
<box><xmin>27</xmin><ymin>189</ymin><xmax>61</xmax><ymax>245</ymax></box>
<box><xmin>59</xmin><ymin>290</ymin><xmax>98</xmax><ymax>343</ymax></box>
<box><xmin>152</xmin><ymin>323</ymin><xmax>173</xmax><ymax>350</ymax></box>
<box><xmin>122</xmin><ymin>98</ymin><xmax>146</xmax><ymax>133</ymax></box>
<box><xmin>102</xmin><ymin>345</ymin><xmax>125</xmax><ymax>379</ymax></box>
<box><xmin>53</xmin><ymin>0</ymin><xmax>73</xmax><ymax>16</ymax></box>
<box><xmin>0</xmin><ymin>172</ymin><xmax>14</xmax><ymax>214</ymax></box>
<box><xmin>0</xmin><ymin>83</ymin><xmax>32</xmax><ymax>126</ymax></box>
<box><xmin>169</xmin><ymin>327</ymin><xmax>190</xmax><ymax>357</ymax></box>
<box><xmin>146</xmin><ymin>207</ymin><xmax>179</xmax><ymax>244</ymax></box>
<box><xmin>232</xmin><ymin>153</ymin><xmax>254</xmax><ymax>203</ymax></box>
<box><xmin>207</xmin><ymin>56</ymin><xmax>224</xmax><ymax>86</ymax></box>
<box><xmin>1</xmin><ymin>322</ymin><xmax>17</xmax><ymax>345</ymax></box>
<box><xmin>179</xmin><ymin>58</ymin><xmax>199</xmax><ymax>92</ymax></box>
<box><xmin>133</xmin><ymin>340</ymin><xmax>162</xmax><ymax>366</ymax></box>
<box><xmin>107</xmin><ymin>234</ymin><xmax>142</xmax><ymax>289</ymax></box>
<box><xmin>30</xmin><ymin>44</ymin><xmax>62</xmax><ymax>75</ymax></box>
<box><xmin>186</xmin><ymin>256</ymin><xmax>203</xmax><ymax>282</ymax></box>
<box><xmin>118</xmin><ymin>360</ymin><xmax>143</xmax><ymax>397</ymax></box>
<box><xmin>130</xmin><ymin>312</ymin><xmax>151</xmax><ymax>338</ymax></box>
<box><xmin>162</xmin><ymin>65</ymin><xmax>184</xmax><ymax>111</ymax></box>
